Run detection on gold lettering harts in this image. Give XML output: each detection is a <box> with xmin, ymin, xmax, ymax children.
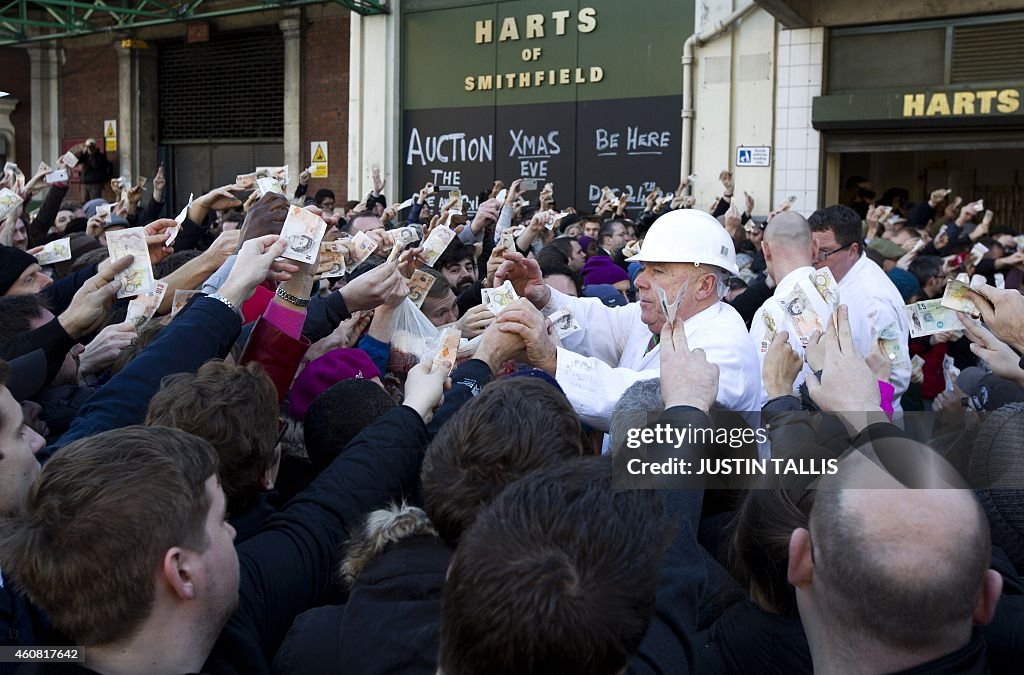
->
<box><xmin>467</xmin><ymin>7</ymin><xmax>603</xmax><ymax>92</ymax></box>
<box><xmin>903</xmin><ymin>89</ymin><xmax>1020</xmax><ymax>117</ymax></box>
<box><xmin>475</xmin><ymin>8</ymin><xmax>597</xmax><ymax>43</ymax></box>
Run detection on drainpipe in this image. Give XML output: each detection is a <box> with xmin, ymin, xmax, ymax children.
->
<box><xmin>681</xmin><ymin>2</ymin><xmax>759</xmax><ymax>182</ymax></box>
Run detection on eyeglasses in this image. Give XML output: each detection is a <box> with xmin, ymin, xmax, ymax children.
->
<box><xmin>815</xmin><ymin>242</ymin><xmax>854</xmax><ymax>261</ymax></box>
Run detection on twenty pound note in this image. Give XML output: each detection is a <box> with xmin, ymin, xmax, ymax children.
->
<box><xmin>106</xmin><ymin>227</ymin><xmax>155</xmax><ymax>299</ymax></box>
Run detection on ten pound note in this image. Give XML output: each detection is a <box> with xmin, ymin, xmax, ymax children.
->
<box><xmin>106</xmin><ymin>227</ymin><xmax>155</xmax><ymax>299</ymax></box>
<box><xmin>280</xmin><ymin>205</ymin><xmax>328</xmax><ymax>265</ymax></box>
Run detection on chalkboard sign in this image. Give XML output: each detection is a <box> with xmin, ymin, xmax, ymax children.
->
<box><xmin>402</xmin><ymin>94</ymin><xmax>682</xmax><ymax>215</ymax></box>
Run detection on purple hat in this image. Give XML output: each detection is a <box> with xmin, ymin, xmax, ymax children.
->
<box><xmin>582</xmin><ymin>254</ymin><xmax>629</xmax><ymax>287</ymax></box>
<box><xmin>578</xmin><ymin>235</ymin><xmax>594</xmax><ymax>252</ymax></box>
<box><xmin>289</xmin><ymin>348</ymin><xmax>381</xmax><ymax>419</ymax></box>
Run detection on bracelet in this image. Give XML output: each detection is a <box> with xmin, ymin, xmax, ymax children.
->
<box><xmin>208</xmin><ymin>293</ymin><xmax>241</xmax><ymax>318</ymax></box>
<box><xmin>276</xmin><ymin>286</ymin><xmax>310</xmax><ymax>307</ymax></box>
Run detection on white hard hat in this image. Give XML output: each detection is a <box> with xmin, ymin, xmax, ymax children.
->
<box><xmin>626</xmin><ymin>209</ymin><xmax>739</xmax><ymax>275</ymax></box>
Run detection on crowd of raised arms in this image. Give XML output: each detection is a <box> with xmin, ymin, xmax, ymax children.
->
<box><xmin>0</xmin><ymin>140</ymin><xmax>1023</xmax><ymax>674</ymax></box>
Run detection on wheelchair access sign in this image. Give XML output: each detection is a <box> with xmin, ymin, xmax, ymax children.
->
<box><xmin>736</xmin><ymin>146</ymin><xmax>770</xmax><ymax>167</ymax></box>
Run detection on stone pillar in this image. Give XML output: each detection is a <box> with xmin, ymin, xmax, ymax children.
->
<box><xmin>0</xmin><ymin>97</ymin><xmax>19</xmax><ymax>163</ymax></box>
<box><xmin>117</xmin><ymin>41</ymin><xmax>159</xmax><ymax>183</ymax></box>
<box><xmin>280</xmin><ymin>10</ymin><xmax>302</xmax><ymax>181</ymax></box>
<box><xmin>117</xmin><ymin>43</ymin><xmax>135</xmax><ymax>180</ymax></box>
<box><xmin>348</xmin><ymin>1</ymin><xmax>401</xmax><ymax>201</ymax></box>
<box><xmin>27</xmin><ymin>44</ymin><xmax>60</xmax><ymax>169</ymax></box>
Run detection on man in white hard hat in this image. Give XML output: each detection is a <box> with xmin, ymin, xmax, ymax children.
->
<box><xmin>494</xmin><ymin>209</ymin><xmax>762</xmax><ymax>431</ymax></box>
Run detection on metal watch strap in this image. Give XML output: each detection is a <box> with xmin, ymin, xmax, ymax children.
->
<box><xmin>276</xmin><ymin>286</ymin><xmax>310</xmax><ymax>307</ymax></box>
<box><xmin>208</xmin><ymin>293</ymin><xmax>241</xmax><ymax>318</ymax></box>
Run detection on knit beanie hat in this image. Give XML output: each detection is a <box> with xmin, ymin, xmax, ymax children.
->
<box><xmin>887</xmin><ymin>268</ymin><xmax>922</xmax><ymax>302</ymax></box>
<box><xmin>0</xmin><ymin>245</ymin><xmax>38</xmax><ymax>295</ymax></box>
<box><xmin>582</xmin><ymin>254</ymin><xmax>628</xmax><ymax>287</ymax></box>
<box><xmin>971</xmin><ymin>402</ymin><xmax>1024</xmax><ymax>572</ymax></box>
<box><xmin>289</xmin><ymin>348</ymin><xmax>381</xmax><ymax>420</ymax></box>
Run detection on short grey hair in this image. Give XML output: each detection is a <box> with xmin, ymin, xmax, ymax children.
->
<box><xmin>610</xmin><ymin>379</ymin><xmax>664</xmax><ymax>453</ymax></box>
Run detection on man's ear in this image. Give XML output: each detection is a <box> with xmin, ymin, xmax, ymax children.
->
<box><xmin>787</xmin><ymin>527</ymin><xmax>815</xmax><ymax>588</ymax></box>
<box><xmin>762</xmin><ymin>240</ymin><xmax>773</xmax><ymax>262</ymax></box>
<box><xmin>973</xmin><ymin>569</ymin><xmax>1003</xmax><ymax>625</ymax></box>
<box><xmin>259</xmin><ymin>468</ymin><xmax>274</xmax><ymax>491</ymax></box>
<box><xmin>162</xmin><ymin>547</ymin><xmax>197</xmax><ymax>601</ymax></box>
<box><xmin>810</xmin><ymin>238</ymin><xmax>819</xmax><ymax>261</ymax></box>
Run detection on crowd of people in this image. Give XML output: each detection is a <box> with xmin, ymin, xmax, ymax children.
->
<box><xmin>0</xmin><ymin>144</ymin><xmax>1023</xmax><ymax>674</ymax></box>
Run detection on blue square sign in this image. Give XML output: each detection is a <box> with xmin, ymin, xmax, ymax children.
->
<box><xmin>736</xmin><ymin>146</ymin><xmax>771</xmax><ymax>167</ymax></box>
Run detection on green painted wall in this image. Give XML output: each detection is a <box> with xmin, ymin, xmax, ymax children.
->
<box><xmin>402</xmin><ymin>0</ymin><xmax>694</xmax><ymax>110</ymax></box>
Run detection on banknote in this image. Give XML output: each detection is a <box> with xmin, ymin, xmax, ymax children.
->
<box><xmin>126</xmin><ymin>281</ymin><xmax>168</xmax><ymax>328</ymax></box>
<box><xmin>256</xmin><ymin>176</ymin><xmax>284</xmax><ymax>197</ymax></box>
<box><xmin>940</xmin><ymin>279</ymin><xmax>981</xmax><ymax>318</ymax></box>
<box><xmin>256</xmin><ymin>165</ymin><xmax>289</xmax><ymax>186</ymax></box>
<box><xmin>0</xmin><ymin>187</ymin><xmax>23</xmax><ymax>220</ymax></box>
<box><xmin>500</xmin><ymin>228</ymin><xmax>517</xmax><ymax>252</ymax></box>
<box><xmin>318</xmin><ymin>241</ymin><xmax>347</xmax><ymax>278</ymax></box>
<box><xmin>280</xmin><ymin>205</ymin><xmax>328</xmax><ymax>265</ymax></box>
<box><xmin>419</xmin><ymin>225</ymin><xmax>456</xmax><ymax>267</ymax></box>
<box><xmin>968</xmin><ymin>242</ymin><xmax>988</xmax><ymax>267</ymax></box>
<box><xmin>546</xmin><ymin>211</ymin><xmax>570</xmax><ymax>230</ymax></box>
<box><xmin>394</xmin><ymin>197</ymin><xmax>415</xmax><ymax>211</ymax></box>
<box><xmin>776</xmin><ymin>284</ymin><xmax>824</xmax><ymax>345</ymax></box>
<box><xmin>943</xmin><ymin>354</ymin><xmax>959</xmax><ymax>392</ymax></box>
<box><xmin>171</xmin><ymin>289</ymin><xmax>204</xmax><ymax>318</ymax></box>
<box><xmin>482</xmin><ymin>280</ymin><xmax>519</xmax><ymax>315</ymax></box>
<box><xmin>59</xmin><ymin>151</ymin><xmax>79</xmax><ymax>168</ymax></box>
<box><xmin>106</xmin><ymin>227</ymin><xmax>154</xmax><ymax>299</ymax></box>
<box><xmin>234</xmin><ymin>173</ymin><xmax>257</xmax><ymax>190</ymax></box>
<box><xmin>905</xmin><ymin>298</ymin><xmax>964</xmax><ymax>338</ymax></box>
<box><xmin>995</xmin><ymin>273</ymin><xmax>1005</xmax><ymax>290</ymax></box>
<box><xmin>495</xmin><ymin>189</ymin><xmax>508</xmax><ymax>203</ymax></box>
<box><xmin>808</xmin><ymin>267</ymin><xmax>840</xmax><ymax>310</ymax></box>
<box><xmin>549</xmin><ymin>308</ymin><xmax>582</xmax><ymax>340</ymax></box>
<box><xmin>96</xmin><ymin>203</ymin><xmax>112</xmax><ymax>222</ymax></box>
<box><xmin>34</xmin><ymin>237</ymin><xmax>72</xmax><ymax>265</ymax></box>
<box><xmin>763</xmin><ymin>311</ymin><xmax>777</xmax><ymax>339</ymax></box>
<box><xmin>166</xmin><ymin>193</ymin><xmax>193</xmax><ymax>248</ymax></box>
<box><xmin>879</xmin><ymin>338</ymin><xmax>905</xmax><ymax>365</ymax></box>
<box><xmin>407</xmin><ymin>270</ymin><xmax>436</xmax><ymax>308</ymax></box>
<box><xmin>433</xmin><ymin>327</ymin><xmax>461</xmax><ymax>375</ymax></box>
<box><xmin>877</xmin><ymin>322</ymin><xmax>902</xmax><ymax>342</ymax></box>
<box><xmin>345</xmin><ymin>230</ymin><xmax>378</xmax><ymax>273</ymax></box>
<box><xmin>45</xmin><ymin>168</ymin><xmax>68</xmax><ymax>184</ymax></box>
<box><xmin>391</xmin><ymin>226</ymin><xmax>419</xmax><ymax>248</ymax></box>
<box><xmin>911</xmin><ymin>354</ymin><xmax>926</xmax><ymax>371</ymax></box>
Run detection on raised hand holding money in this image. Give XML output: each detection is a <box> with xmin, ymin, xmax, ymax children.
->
<box><xmin>968</xmin><ymin>283</ymin><xmax>1024</xmax><ymax>352</ymax></box>
<box><xmin>34</xmin><ymin>237</ymin><xmax>72</xmax><ymax>265</ymax></box>
<box><xmin>58</xmin><ymin>256</ymin><xmax>135</xmax><ymax>338</ymax></box>
<box><xmin>218</xmin><ymin>234</ymin><xmax>297</xmax><ymax>307</ymax></box>
<box><xmin>660</xmin><ymin>312</ymin><xmax>719</xmax><ymax>412</ymax></box>
<box><xmin>106</xmin><ymin>227</ymin><xmax>155</xmax><ymax>298</ymax></box>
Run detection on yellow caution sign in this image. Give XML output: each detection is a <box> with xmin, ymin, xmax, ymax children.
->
<box><xmin>310</xmin><ymin>141</ymin><xmax>328</xmax><ymax>178</ymax></box>
<box><xmin>104</xmin><ymin>119</ymin><xmax>117</xmax><ymax>152</ymax></box>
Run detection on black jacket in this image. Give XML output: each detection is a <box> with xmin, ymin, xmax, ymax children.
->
<box><xmin>80</xmin><ymin>151</ymin><xmax>111</xmax><ymax>185</ymax></box>
<box><xmin>205</xmin><ymin>405</ymin><xmax>429</xmax><ymax>674</ymax></box>
<box><xmin>272</xmin><ymin>509</ymin><xmax>451</xmax><ymax>675</ymax></box>
<box><xmin>728</xmin><ymin>275</ymin><xmax>773</xmax><ymax>328</ymax></box>
<box><xmin>695</xmin><ymin>600</ymin><xmax>812</xmax><ymax>675</ymax></box>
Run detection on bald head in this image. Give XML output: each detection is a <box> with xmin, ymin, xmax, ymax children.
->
<box><xmin>762</xmin><ymin>212</ymin><xmax>814</xmax><ymax>281</ymax></box>
<box><xmin>764</xmin><ymin>211</ymin><xmax>812</xmax><ymax>249</ymax></box>
<box><xmin>810</xmin><ymin>486</ymin><xmax>989</xmax><ymax>650</ymax></box>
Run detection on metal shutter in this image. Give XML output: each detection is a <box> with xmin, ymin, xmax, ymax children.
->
<box><xmin>951</xmin><ymin>21</ymin><xmax>1024</xmax><ymax>84</ymax></box>
<box><xmin>159</xmin><ymin>31</ymin><xmax>284</xmax><ymax>141</ymax></box>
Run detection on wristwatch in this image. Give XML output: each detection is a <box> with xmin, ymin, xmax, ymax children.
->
<box><xmin>276</xmin><ymin>286</ymin><xmax>310</xmax><ymax>307</ymax></box>
<box><xmin>208</xmin><ymin>293</ymin><xmax>242</xmax><ymax>320</ymax></box>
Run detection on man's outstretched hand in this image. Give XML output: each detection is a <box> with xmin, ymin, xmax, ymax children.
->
<box><xmin>494</xmin><ymin>251</ymin><xmax>550</xmax><ymax>310</ymax></box>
